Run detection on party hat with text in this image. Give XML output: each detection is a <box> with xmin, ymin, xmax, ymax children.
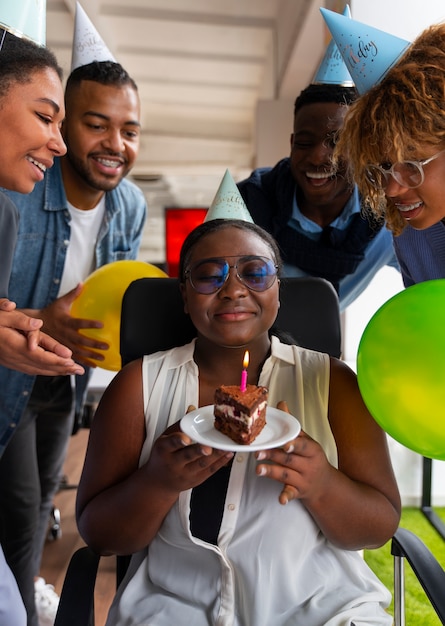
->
<box><xmin>204</xmin><ymin>170</ymin><xmax>253</xmax><ymax>223</ymax></box>
<box><xmin>320</xmin><ymin>7</ymin><xmax>410</xmax><ymax>94</ymax></box>
<box><xmin>71</xmin><ymin>1</ymin><xmax>116</xmax><ymax>71</ymax></box>
<box><xmin>312</xmin><ymin>5</ymin><xmax>354</xmax><ymax>86</ymax></box>
<box><xmin>0</xmin><ymin>0</ymin><xmax>45</xmax><ymax>46</ymax></box>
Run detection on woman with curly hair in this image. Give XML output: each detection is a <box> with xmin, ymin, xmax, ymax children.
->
<box><xmin>334</xmin><ymin>22</ymin><xmax>445</xmax><ymax>287</ymax></box>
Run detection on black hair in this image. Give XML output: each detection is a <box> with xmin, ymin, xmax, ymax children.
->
<box><xmin>0</xmin><ymin>30</ymin><xmax>63</xmax><ymax>100</ymax></box>
<box><xmin>65</xmin><ymin>60</ymin><xmax>138</xmax><ymax>101</ymax></box>
<box><xmin>294</xmin><ymin>83</ymin><xmax>358</xmax><ymax>116</ymax></box>
<box><xmin>179</xmin><ymin>219</ymin><xmax>283</xmax><ymax>282</ymax></box>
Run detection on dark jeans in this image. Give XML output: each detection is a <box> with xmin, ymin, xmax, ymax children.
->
<box><xmin>0</xmin><ymin>375</ymin><xmax>74</xmax><ymax>626</ymax></box>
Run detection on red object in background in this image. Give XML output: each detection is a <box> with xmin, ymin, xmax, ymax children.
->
<box><xmin>165</xmin><ymin>208</ymin><xmax>208</xmax><ymax>277</ymax></box>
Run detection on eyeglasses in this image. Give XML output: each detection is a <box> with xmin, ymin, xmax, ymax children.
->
<box><xmin>185</xmin><ymin>256</ymin><xmax>278</xmax><ymax>294</ymax></box>
<box><xmin>365</xmin><ymin>149</ymin><xmax>445</xmax><ymax>190</ymax></box>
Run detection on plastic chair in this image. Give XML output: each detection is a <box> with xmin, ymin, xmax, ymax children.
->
<box><xmin>391</xmin><ymin>528</ymin><xmax>445</xmax><ymax>626</ymax></box>
<box><xmin>119</xmin><ymin>276</ymin><xmax>342</xmax><ymax>365</ymax></box>
<box><xmin>54</xmin><ymin>545</ymin><xmax>99</xmax><ymax>626</ymax></box>
<box><xmin>55</xmin><ymin>276</ymin><xmax>444</xmax><ymax>625</ymax></box>
<box><xmin>55</xmin><ymin>276</ymin><xmax>341</xmax><ymax>625</ymax></box>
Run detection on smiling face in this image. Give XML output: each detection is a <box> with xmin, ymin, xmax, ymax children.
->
<box><xmin>62</xmin><ymin>80</ymin><xmax>140</xmax><ymax>197</ymax></box>
<box><xmin>181</xmin><ymin>226</ymin><xmax>280</xmax><ymax>349</ymax></box>
<box><xmin>385</xmin><ymin>149</ymin><xmax>445</xmax><ymax>230</ymax></box>
<box><xmin>0</xmin><ymin>67</ymin><xmax>66</xmax><ymax>193</ymax></box>
<box><xmin>290</xmin><ymin>101</ymin><xmax>353</xmax><ymax>225</ymax></box>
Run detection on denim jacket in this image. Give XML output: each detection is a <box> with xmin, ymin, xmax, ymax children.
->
<box><xmin>0</xmin><ymin>158</ymin><xmax>147</xmax><ymax>455</ymax></box>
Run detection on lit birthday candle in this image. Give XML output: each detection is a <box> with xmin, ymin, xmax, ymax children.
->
<box><xmin>240</xmin><ymin>350</ymin><xmax>249</xmax><ymax>392</ymax></box>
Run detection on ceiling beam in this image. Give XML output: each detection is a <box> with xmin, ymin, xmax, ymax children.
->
<box><xmin>101</xmin><ymin>5</ymin><xmax>274</xmax><ymax>30</ymax></box>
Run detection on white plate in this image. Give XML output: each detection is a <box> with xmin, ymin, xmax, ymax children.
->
<box><xmin>180</xmin><ymin>405</ymin><xmax>301</xmax><ymax>452</ymax></box>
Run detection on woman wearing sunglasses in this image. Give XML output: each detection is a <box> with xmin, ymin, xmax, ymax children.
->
<box><xmin>77</xmin><ymin>217</ymin><xmax>400</xmax><ymax>625</ymax></box>
<box><xmin>334</xmin><ymin>22</ymin><xmax>445</xmax><ymax>288</ymax></box>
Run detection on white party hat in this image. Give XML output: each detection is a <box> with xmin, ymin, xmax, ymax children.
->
<box><xmin>71</xmin><ymin>1</ymin><xmax>115</xmax><ymax>72</ymax></box>
<box><xmin>0</xmin><ymin>0</ymin><xmax>45</xmax><ymax>46</ymax></box>
<box><xmin>312</xmin><ymin>5</ymin><xmax>354</xmax><ymax>86</ymax></box>
<box><xmin>320</xmin><ymin>7</ymin><xmax>410</xmax><ymax>94</ymax></box>
<box><xmin>204</xmin><ymin>170</ymin><xmax>254</xmax><ymax>223</ymax></box>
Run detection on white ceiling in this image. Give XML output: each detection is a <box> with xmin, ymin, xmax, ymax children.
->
<box><xmin>46</xmin><ymin>0</ymin><xmax>329</xmax><ymax>262</ymax></box>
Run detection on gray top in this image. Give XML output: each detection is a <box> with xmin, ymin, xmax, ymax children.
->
<box><xmin>0</xmin><ymin>191</ymin><xmax>19</xmax><ymax>297</ymax></box>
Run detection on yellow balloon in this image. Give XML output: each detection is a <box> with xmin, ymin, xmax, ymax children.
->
<box><xmin>71</xmin><ymin>260</ymin><xmax>168</xmax><ymax>371</ymax></box>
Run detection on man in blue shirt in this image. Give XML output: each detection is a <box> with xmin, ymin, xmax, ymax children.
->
<box><xmin>238</xmin><ymin>83</ymin><xmax>399</xmax><ymax>312</ymax></box>
<box><xmin>0</xmin><ymin>60</ymin><xmax>147</xmax><ymax>626</ymax></box>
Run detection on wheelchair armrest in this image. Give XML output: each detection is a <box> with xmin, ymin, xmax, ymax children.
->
<box><xmin>391</xmin><ymin>527</ymin><xmax>445</xmax><ymax>621</ymax></box>
<box><xmin>54</xmin><ymin>546</ymin><xmax>100</xmax><ymax>626</ymax></box>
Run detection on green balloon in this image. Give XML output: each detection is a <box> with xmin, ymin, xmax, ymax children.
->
<box><xmin>357</xmin><ymin>279</ymin><xmax>445</xmax><ymax>460</ymax></box>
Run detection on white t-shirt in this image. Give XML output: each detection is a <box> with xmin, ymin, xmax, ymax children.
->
<box><xmin>107</xmin><ymin>337</ymin><xmax>392</xmax><ymax>626</ymax></box>
<box><xmin>57</xmin><ymin>197</ymin><xmax>106</xmax><ymax>297</ymax></box>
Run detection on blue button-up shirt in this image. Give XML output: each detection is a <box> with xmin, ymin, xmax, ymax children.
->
<box><xmin>0</xmin><ymin>158</ymin><xmax>147</xmax><ymax>455</ymax></box>
<box><xmin>285</xmin><ymin>187</ymin><xmax>400</xmax><ymax>311</ymax></box>
<box><xmin>238</xmin><ymin>159</ymin><xmax>399</xmax><ymax>313</ymax></box>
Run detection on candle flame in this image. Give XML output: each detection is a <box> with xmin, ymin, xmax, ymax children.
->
<box><xmin>243</xmin><ymin>350</ymin><xmax>249</xmax><ymax>369</ymax></box>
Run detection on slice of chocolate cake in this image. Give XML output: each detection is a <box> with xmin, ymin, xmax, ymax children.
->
<box><xmin>214</xmin><ymin>384</ymin><xmax>268</xmax><ymax>445</ymax></box>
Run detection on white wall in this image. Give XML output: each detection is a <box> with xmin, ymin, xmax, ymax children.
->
<box><xmin>255</xmin><ymin>99</ymin><xmax>294</xmax><ymax>168</ymax></box>
<box><xmin>351</xmin><ymin>0</ymin><xmax>445</xmax><ymax>38</ymax></box>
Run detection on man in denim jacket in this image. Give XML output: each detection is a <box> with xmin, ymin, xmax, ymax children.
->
<box><xmin>0</xmin><ymin>60</ymin><xmax>147</xmax><ymax>626</ymax></box>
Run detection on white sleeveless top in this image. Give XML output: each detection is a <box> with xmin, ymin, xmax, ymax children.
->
<box><xmin>106</xmin><ymin>337</ymin><xmax>392</xmax><ymax>626</ymax></box>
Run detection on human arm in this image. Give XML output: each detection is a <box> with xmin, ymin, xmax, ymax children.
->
<box><xmin>76</xmin><ymin>358</ymin><xmax>233</xmax><ymax>556</ymax></box>
<box><xmin>0</xmin><ymin>298</ymin><xmax>84</xmax><ymax>375</ymax></box>
<box><xmin>21</xmin><ymin>284</ymin><xmax>109</xmax><ymax>368</ymax></box>
<box><xmin>255</xmin><ymin>358</ymin><xmax>401</xmax><ymax>550</ymax></box>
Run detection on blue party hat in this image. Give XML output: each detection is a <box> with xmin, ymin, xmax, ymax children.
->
<box><xmin>313</xmin><ymin>5</ymin><xmax>354</xmax><ymax>86</ymax></box>
<box><xmin>0</xmin><ymin>0</ymin><xmax>45</xmax><ymax>46</ymax></box>
<box><xmin>204</xmin><ymin>170</ymin><xmax>253</xmax><ymax>223</ymax></box>
<box><xmin>320</xmin><ymin>7</ymin><xmax>410</xmax><ymax>94</ymax></box>
<box><xmin>71</xmin><ymin>2</ymin><xmax>116</xmax><ymax>71</ymax></box>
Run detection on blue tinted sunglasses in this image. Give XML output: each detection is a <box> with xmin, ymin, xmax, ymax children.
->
<box><xmin>185</xmin><ymin>256</ymin><xmax>278</xmax><ymax>294</ymax></box>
